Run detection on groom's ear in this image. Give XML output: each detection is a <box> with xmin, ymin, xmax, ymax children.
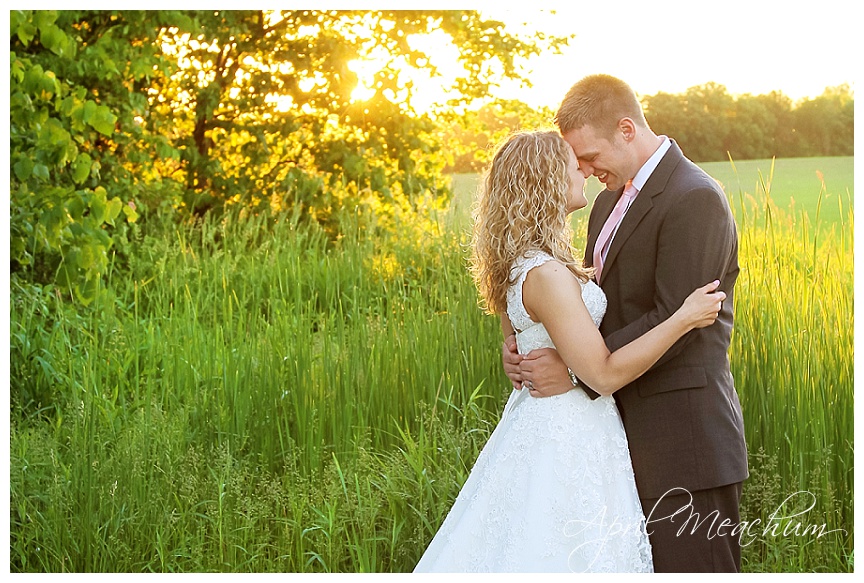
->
<box><xmin>618</xmin><ymin>117</ymin><xmax>637</xmax><ymax>142</ymax></box>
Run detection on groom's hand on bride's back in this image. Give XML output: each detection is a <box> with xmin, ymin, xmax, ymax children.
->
<box><xmin>520</xmin><ymin>348</ymin><xmax>573</xmax><ymax>398</ymax></box>
<box><xmin>502</xmin><ymin>334</ymin><xmax>524</xmax><ymax>389</ymax></box>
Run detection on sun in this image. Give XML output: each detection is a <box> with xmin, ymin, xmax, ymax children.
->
<box><xmin>346</xmin><ymin>28</ymin><xmax>465</xmax><ymax>113</ymax></box>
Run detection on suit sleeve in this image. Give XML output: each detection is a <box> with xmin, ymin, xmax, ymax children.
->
<box><xmin>603</xmin><ymin>186</ymin><xmax>736</xmax><ymax>366</ymax></box>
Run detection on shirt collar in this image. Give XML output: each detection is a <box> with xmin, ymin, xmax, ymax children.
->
<box><xmin>631</xmin><ymin>135</ymin><xmax>670</xmax><ymax>192</ymax></box>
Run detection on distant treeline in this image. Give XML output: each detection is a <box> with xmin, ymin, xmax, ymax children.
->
<box><xmin>442</xmin><ymin>83</ymin><xmax>854</xmax><ymax>172</ymax></box>
<box><xmin>643</xmin><ymin>82</ymin><xmax>854</xmax><ymax>162</ymax></box>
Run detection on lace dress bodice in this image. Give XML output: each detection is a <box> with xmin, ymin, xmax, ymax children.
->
<box><xmin>506</xmin><ymin>250</ymin><xmax>607</xmax><ymax>356</ymax></box>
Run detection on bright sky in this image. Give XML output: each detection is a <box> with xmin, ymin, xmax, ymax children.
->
<box><xmin>495</xmin><ymin>1</ymin><xmax>855</xmax><ymax>103</ymax></box>
<box><xmin>28</xmin><ymin>2</ymin><xmax>854</xmax><ymax>111</ymax></box>
<box><xmin>390</xmin><ymin>0</ymin><xmax>857</xmax><ymax>111</ymax></box>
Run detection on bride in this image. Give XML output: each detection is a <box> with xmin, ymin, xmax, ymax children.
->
<box><xmin>413</xmin><ymin>130</ymin><xmax>725</xmax><ymax>572</ymax></box>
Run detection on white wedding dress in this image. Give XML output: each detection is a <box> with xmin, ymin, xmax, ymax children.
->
<box><xmin>414</xmin><ymin>251</ymin><xmax>653</xmax><ymax>572</ymax></box>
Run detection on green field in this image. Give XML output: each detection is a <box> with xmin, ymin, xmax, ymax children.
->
<box><xmin>702</xmin><ymin>156</ymin><xmax>853</xmax><ymax>228</ymax></box>
<box><xmin>450</xmin><ymin>156</ymin><xmax>854</xmax><ymax>231</ymax></box>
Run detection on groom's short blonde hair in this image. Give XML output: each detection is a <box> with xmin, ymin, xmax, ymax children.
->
<box><xmin>554</xmin><ymin>74</ymin><xmax>648</xmax><ymax>137</ymax></box>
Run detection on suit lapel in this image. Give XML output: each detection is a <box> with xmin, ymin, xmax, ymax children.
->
<box><xmin>597</xmin><ymin>140</ymin><xmax>685</xmax><ymax>285</ymax></box>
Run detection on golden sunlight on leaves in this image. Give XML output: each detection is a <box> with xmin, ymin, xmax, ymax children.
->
<box><xmin>268</xmin><ymin>93</ymin><xmax>295</xmax><ymax>113</ymax></box>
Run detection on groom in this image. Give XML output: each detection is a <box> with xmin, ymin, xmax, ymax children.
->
<box><xmin>502</xmin><ymin>75</ymin><xmax>748</xmax><ymax>572</ymax></box>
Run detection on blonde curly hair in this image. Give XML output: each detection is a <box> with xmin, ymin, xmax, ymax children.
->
<box><xmin>471</xmin><ymin>130</ymin><xmax>593</xmax><ymax>315</ymax></box>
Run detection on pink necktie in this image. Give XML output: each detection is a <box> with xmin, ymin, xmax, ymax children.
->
<box><xmin>593</xmin><ymin>180</ymin><xmax>638</xmax><ymax>282</ymax></box>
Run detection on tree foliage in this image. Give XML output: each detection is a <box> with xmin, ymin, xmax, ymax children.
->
<box><xmin>439</xmin><ymin>99</ymin><xmax>557</xmax><ymax>173</ymax></box>
<box><xmin>155</xmin><ymin>10</ymin><xmax>567</xmax><ymax>222</ymax></box>
<box><xmin>642</xmin><ymin>83</ymin><xmax>854</xmax><ymax>162</ymax></box>
<box><xmin>9</xmin><ymin>9</ymin><xmax>569</xmax><ymax>300</ymax></box>
<box><xmin>10</xmin><ymin>10</ymin><xmax>154</xmax><ymax>303</ymax></box>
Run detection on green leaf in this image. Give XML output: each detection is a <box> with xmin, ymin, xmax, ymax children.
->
<box><xmin>60</xmin><ymin>252</ymin><xmax>80</xmax><ymax>280</ymax></box>
<box><xmin>9</xmin><ymin>10</ymin><xmax>23</xmax><ymax>34</ymax></box>
<box><xmin>76</xmin><ymin>243</ymin><xmax>98</xmax><ymax>270</ymax></box>
<box><xmin>13</xmin><ymin>157</ymin><xmax>34</xmax><ymax>182</ymax></box>
<box><xmin>66</xmin><ymin>196</ymin><xmax>86</xmax><ymax>220</ymax></box>
<box><xmin>68</xmin><ymin>222</ymin><xmax>84</xmax><ymax>237</ymax></box>
<box><xmin>81</xmin><ymin>100</ymin><xmax>97</xmax><ymax>124</ymax></box>
<box><xmin>89</xmin><ymin>105</ymin><xmax>117</xmax><ymax>136</ymax></box>
<box><xmin>9</xmin><ymin>91</ymin><xmax>33</xmax><ymax>119</ymax></box>
<box><xmin>72</xmin><ymin>154</ymin><xmax>92</xmax><ymax>184</ymax></box>
<box><xmin>59</xmin><ymin>94</ymin><xmax>76</xmax><ymax>117</ymax></box>
<box><xmin>89</xmin><ymin>188</ymin><xmax>108</xmax><ymax>223</ymax></box>
<box><xmin>11</xmin><ymin>238</ymin><xmax>30</xmax><ymax>265</ymax></box>
<box><xmin>41</xmin><ymin>70</ymin><xmax>61</xmax><ymax>97</ymax></box>
<box><xmin>16</xmin><ymin>20</ymin><xmax>37</xmax><ymax>46</ymax></box>
<box><xmin>32</xmin><ymin>164</ymin><xmax>50</xmax><ymax>181</ymax></box>
<box><xmin>10</xmin><ymin>55</ymin><xmax>26</xmax><ymax>83</ymax></box>
<box><xmin>39</xmin><ymin>24</ymin><xmax>68</xmax><ymax>56</ymax></box>
<box><xmin>23</xmin><ymin>64</ymin><xmax>45</xmax><ymax>94</ymax></box>
<box><xmin>105</xmin><ymin>197</ymin><xmax>123</xmax><ymax>226</ymax></box>
<box><xmin>122</xmin><ymin>203</ymin><xmax>139</xmax><ymax>223</ymax></box>
<box><xmin>34</xmin><ymin>11</ymin><xmax>58</xmax><ymax>29</ymax></box>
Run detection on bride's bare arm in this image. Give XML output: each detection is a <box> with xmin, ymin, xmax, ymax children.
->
<box><xmin>501</xmin><ymin>314</ymin><xmax>515</xmax><ymax>338</ymax></box>
<box><xmin>521</xmin><ymin>260</ymin><xmax>723</xmax><ymax>396</ymax></box>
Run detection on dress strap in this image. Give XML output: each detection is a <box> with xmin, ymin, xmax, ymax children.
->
<box><xmin>506</xmin><ymin>251</ymin><xmax>556</xmax><ymax>333</ymax></box>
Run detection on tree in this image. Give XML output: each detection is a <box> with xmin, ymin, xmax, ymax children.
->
<box><xmin>792</xmin><ymin>84</ymin><xmax>854</xmax><ymax>157</ymax></box>
<box><xmin>725</xmin><ymin>93</ymin><xmax>779</xmax><ymax>160</ymax></box>
<box><xmin>9</xmin><ymin>11</ymin><xmax>167</xmax><ymax>303</ymax></box>
<box><xmin>752</xmin><ymin>91</ymin><xmax>798</xmax><ymax>158</ymax></box>
<box><xmin>151</xmin><ymin>10</ymin><xmax>569</xmax><ymax>226</ymax></box>
<box><xmin>681</xmin><ymin>83</ymin><xmax>734</xmax><ymax>161</ymax></box>
<box><xmin>643</xmin><ymin>84</ymin><xmax>852</xmax><ymax>162</ymax></box>
<box><xmin>644</xmin><ymin>84</ymin><xmax>737</xmax><ymax>161</ymax></box>
<box><xmin>9</xmin><ymin>10</ymin><xmax>569</xmax><ymax>296</ymax></box>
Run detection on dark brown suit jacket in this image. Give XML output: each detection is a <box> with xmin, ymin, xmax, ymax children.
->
<box><xmin>583</xmin><ymin>140</ymin><xmax>748</xmax><ymax>499</ymax></box>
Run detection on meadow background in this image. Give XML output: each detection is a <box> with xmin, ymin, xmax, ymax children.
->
<box><xmin>9</xmin><ymin>155</ymin><xmax>854</xmax><ymax>573</ymax></box>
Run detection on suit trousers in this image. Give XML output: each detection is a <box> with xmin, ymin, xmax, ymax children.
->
<box><xmin>640</xmin><ymin>482</ymin><xmax>743</xmax><ymax>572</ymax></box>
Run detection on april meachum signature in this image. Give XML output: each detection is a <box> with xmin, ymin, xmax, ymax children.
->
<box><xmin>645</xmin><ymin>488</ymin><xmax>847</xmax><ymax>547</ymax></box>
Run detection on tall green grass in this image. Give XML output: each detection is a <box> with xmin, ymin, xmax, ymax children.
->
<box><xmin>726</xmin><ymin>171</ymin><xmax>853</xmax><ymax>571</ymax></box>
<box><xmin>9</xmin><ymin>168</ymin><xmax>853</xmax><ymax>572</ymax></box>
<box><xmin>10</xmin><ymin>208</ymin><xmax>506</xmax><ymax>572</ymax></box>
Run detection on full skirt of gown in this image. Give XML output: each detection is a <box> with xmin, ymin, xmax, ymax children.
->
<box><xmin>414</xmin><ymin>251</ymin><xmax>653</xmax><ymax>572</ymax></box>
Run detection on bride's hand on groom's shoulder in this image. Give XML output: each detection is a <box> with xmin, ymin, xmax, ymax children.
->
<box><xmin>677</xmin><ymin>280</ymin><xmax>726</xmax><ymax>331</ymax></box>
